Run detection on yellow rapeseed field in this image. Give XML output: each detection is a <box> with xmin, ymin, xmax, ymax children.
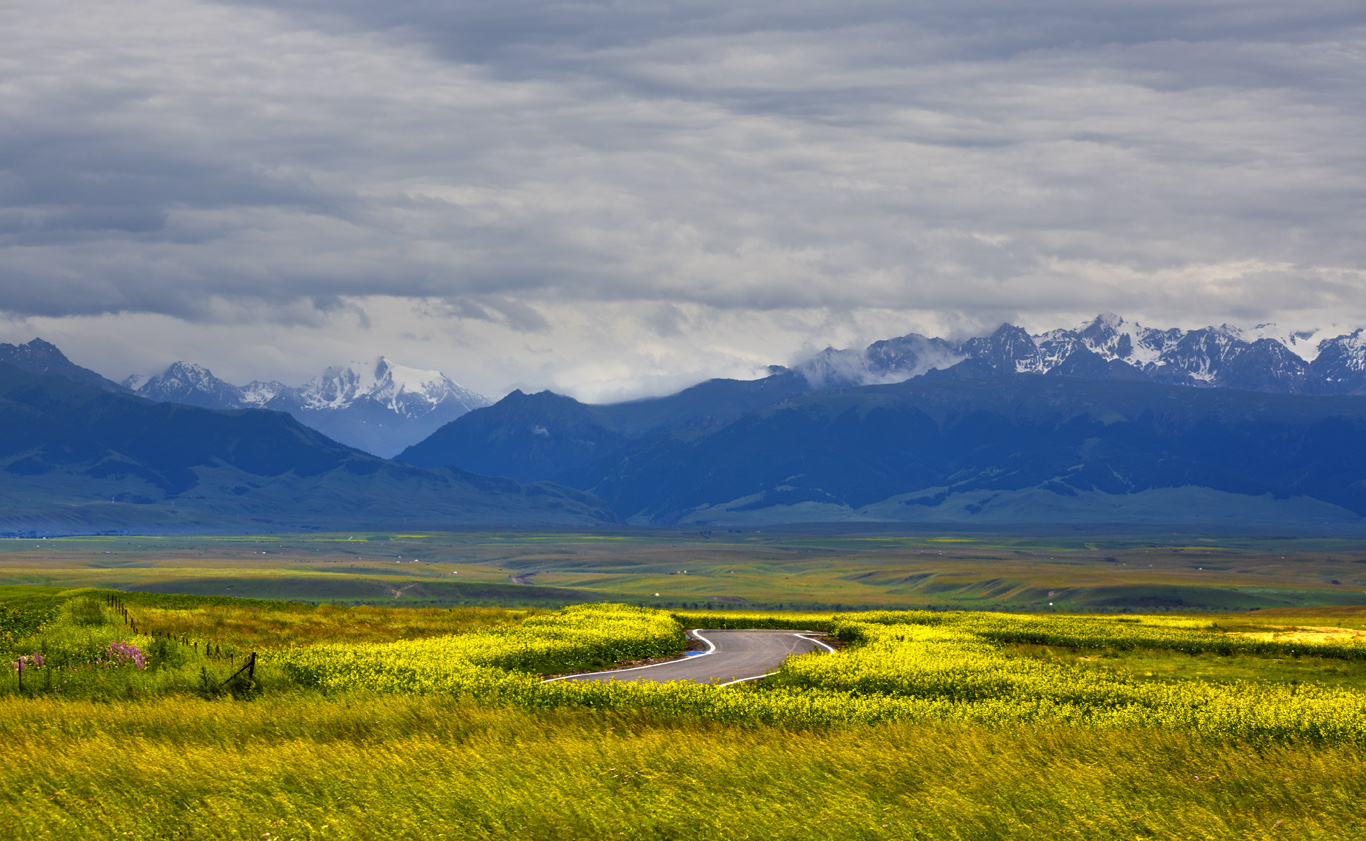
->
<box><xmin>8</xmin><ymin>593</ymin><xmax>1366</xmax><ymax>838</ymax></box>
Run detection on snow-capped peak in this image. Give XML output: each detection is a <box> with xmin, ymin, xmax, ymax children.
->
<box><xmin>127</xmin><ymin>355</ymin><xmax>487</xmax><ymax>418</ymax></box>
<box><xmin>1238</xmin><ymin>322</ymin><xmax>1339</xmax><ymax>363</ymax></box>
<box><xmin>123</xmin><ymin>354</ymin><xmax>491</xmax><ymax>456</ymax></box>
<box><xmin>795</xmin><ymin>313</ymin><xmax>1366</xmax><ymax>394</ymax></box>
<box><xmin>371</xmin><ymin>358</ymin><xmax>463</xmax><ymax>404</ymax></box>
<box><xmin>130</xmin><ymin>361</ymin><xmax>223</xmax><ymax>393</ymax></box>
<box><xmin>294</xmin><ymin>357</ymin><xmax>487</xmax><ymax>417</ymax></box>
<box><xmin>1316</xmin><ymin>328</ymin><xmax>1366</xmax><ymax>374</ymax></box>
<box><xmin>297</xmin><ymin>360</ymin><xmax>378</xmax><ymax>410</ymax></box>
<box><xmin>121</xmin><ymin>361</ymin><xmax>248</xmax><ymax>409</ymax></box>
<box><xmin>1064</xmin><ymin>314</ymin><xmax>1166</xmax><ymax>367</ymax></box>
<box><xmin>160</xmin><ymin>361</ymin><xmax>216</xmax><ymax>386</ymax></box>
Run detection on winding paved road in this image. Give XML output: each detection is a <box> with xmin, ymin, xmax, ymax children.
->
<box><xmin>548</xmin><ymin>629</ymin><xmax>833</xmax><ymax>686</ymax></box>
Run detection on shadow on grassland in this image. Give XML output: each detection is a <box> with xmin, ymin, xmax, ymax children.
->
<box><xmin>125</xmin><ymin>576</ymin><xmax>606</xmax><ymax>606</ymax></box>
<box><xmin>1056</xmin><ymin>584</ymin><xmax>1366</xmax><ymax>611</ymax></box>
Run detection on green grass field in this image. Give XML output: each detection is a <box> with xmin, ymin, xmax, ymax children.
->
<box><xmin>6</xmin><ymin>532</ymin><xmax>1366</xmax><ymax>839</ymax></box>
<box><xmin>3</xmin><ymin>529</ymin><xmax>1365</xmax><ymax>611</ymax></box>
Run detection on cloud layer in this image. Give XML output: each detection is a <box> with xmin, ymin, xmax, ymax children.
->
<box><xmin>2</xmin><ymin>0</ymin><xmax>1364</xmax><ymax>397</ymax></box>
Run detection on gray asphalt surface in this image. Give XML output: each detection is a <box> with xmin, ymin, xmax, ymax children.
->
<box><xmin>551</xmin><ymin>629</ymin><xmax>830</xmax><ymax>685</ymax></box>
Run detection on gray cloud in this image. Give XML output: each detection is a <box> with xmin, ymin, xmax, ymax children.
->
<box><xmin>645</xmin><ymin>303</ymin><xmax>689</xmax><ymax>338</ymax></box>
<box><xmin>1</xmin><ymin>0</ymin><xmax>1363</xmax><ymax>394</ymax></box>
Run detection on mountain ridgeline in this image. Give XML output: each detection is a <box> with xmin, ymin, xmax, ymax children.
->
<box><xmin>398</xmin><ymin>372</ymin><xmax>810</xmax><ymax>482</ymax></box>
<box><xmin>122</xmin><ymin>356</ymin><xmax>490</xmax><ymax>458</ymax></box>
<box><xmin>398</xmin><ymin>314</ymin><xmax>1366</xmax><ymax>529</ymax></box>
<box><xmin>0</xmin><ymin>338</ymin><xmax>131</xmax><ymax>394</ymax></box>
<box><xmin>797</xmin><ymin>314</ymin><xmax>1366</xmax><ymax>394</ymax></box>
<box><xmin>0</xmin><ymin>362</ymin><xmax>615</xmax><ymax>535</ymax></box>
<box><xmin>11</xmin><ymin>313</ymin><xmax>1366</xmax><ymax>533</ymax></box>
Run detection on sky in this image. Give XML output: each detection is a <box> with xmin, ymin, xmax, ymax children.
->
<box><xmin>2</xmin><ymin>0</ymin><xmax>1364</xmax><ymax>402</ymax></box>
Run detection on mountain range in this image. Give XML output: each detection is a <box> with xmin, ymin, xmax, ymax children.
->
<box><xmin>121</xmin><ymin>357</ymin><xmax>490</xmax><ymax>458</ymax></box>
<box><xmin>796</xmin><ymin>313</ymin><xmax>1366</xmax><ymax>394</ymax></box>
<box><xmin>559</xmin><ymin>376</ymin><xmax>1366</xmax><ymax>528</ymax></box>
<box><xmin>11</xmin><ymin>314</ymin><xmax>1366</xmax><ymax>533</ymax></box>
<box><xmin>0</xmin><ymin>361</ymin><xmax>613</xmax><ymax>536</ymax></box>
<box><xmin>396</xmin><ymin>314</ymin><xmax>1366</xmax><ymax>530</ymax></box>
<box><xmin>0</xmin><ymin>339</ymin><xmax>492</xmax><ymax>458</ymax></box>
<box><xmin>400</xmin><ymin>374</ymin><xmax>1366</xmax><ymax>529</ymax></box>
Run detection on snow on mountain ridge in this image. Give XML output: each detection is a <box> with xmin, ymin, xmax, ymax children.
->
<box><xmin>1066</xmin><ymin>313</ymin><xmax>1168</xmax><ymax>368</ymax></box>
<box><xmin>1051</xmin><ymin>315</ymin><xmax>1333</xmax><ymax>381</ymax></box>
<box><xmin>122</xmin><ymin>356</ymin><xmax>491</xmax><ymax>457</ymax></box>
<box><xmin>1319</xmin><ymin>329</ymin><xmax>1366</xmax><ymax>375</ymax></box>
<box><xmin>296</xmin><ymin>361</ymin><xmax>374</xmax><ymax>411</ymax></box>
<box><xmin>294</xmin><ymin>357</ymin><xmax>485</xmax><ymax>417</ymax></box>
<box><xmin>127</xmin><ymin>357</ymin><xmax>488</xmax><ymax>417</ymax></box>
<box><xmin>157</xmin><ymin>361</ymin><xmax>215</xmax><ymax>388</ymax></box>
<box><xmin>1238</xmin><ymin>323</ymin><xmax>1339</xmax><ymax>363</ymax></box>
<box><xmin>371</xmin><ymin>358</ymin><xmax>472</xmax><ymax>411</ymax></box>
<box><xmin>238</xmin><ymin>380</ymin><xmax>287</xmax><ymax>407</ymax></box>
<box><xmin>798</xmin><ymin>333</ymin><xmax>964</xmax><ymax>389</ymax></box>
<box><xmin>797</xmin><ymin>314</ymin><xmax>1366</xmax><ymax>393</ymax></box>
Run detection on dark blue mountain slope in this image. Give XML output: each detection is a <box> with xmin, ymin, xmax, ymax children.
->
<box><xmin>397</xmin><ymin>370</ymin><xmax>811</xmax><ymax>481</ymax></box>
<box><xmin>0</xmin><ymin>363</ymin><xmax>616</xmax><ymax>533</ymax></box>
<box><xmin>560</xmin><ymin>375</ymin><xmax>1366</xmax><ymax>525</ymax></box>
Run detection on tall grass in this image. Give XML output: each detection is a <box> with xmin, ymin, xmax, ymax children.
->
<box><xmin>1</xmin><ymin>592</ymin><xmax>541</xmax><ymax>700</ymax></box>
<box><xmin>2</xmin><ymin>693</ymin><xmax>1362</xmax><ymax>840</ymax></box>
<box><xmin>119</xmin><ymin>597</ymin><xmax>540</xmax><ymax>650</ymax></box>
<box><xmin>9</xmin><ymin>592</ymin><xmax>1366</xmax><ymax>838</ymax></box>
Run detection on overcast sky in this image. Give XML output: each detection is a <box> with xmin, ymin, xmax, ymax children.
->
<box><xmin>2</xmin><ymin>0</ymin><xmax>1364</xmax><ymax>401</ymax></box>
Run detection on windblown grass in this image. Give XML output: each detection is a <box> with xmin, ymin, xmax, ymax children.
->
<box><xmin>2</xmin><ymin>694</ymin><xmax>1363</xmax><ymax>840</ymax></box>
<box><xmin>11</xmin><ymin>586</ymin><xmax>1366</xmax><ymax>838</ymax></box>
<box><xmin>0</xmin><ymin>590</ymin><xmax>537</xmax><ymax>700</ymax></box>
<box><xmin>119</xmin><ymin>599</ymin><xmax>541</xmax><ymax>650</ymax></box>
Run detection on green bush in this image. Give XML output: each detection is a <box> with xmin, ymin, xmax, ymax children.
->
<box><xmin>148</xmin><ymin>636</ymin><xmax>187</xmax><ymax>671</ymax></box>
<box><xmin>66</xmin><ymin>597</ymin><xmax>107</xmax><ymax>628</ymax></box>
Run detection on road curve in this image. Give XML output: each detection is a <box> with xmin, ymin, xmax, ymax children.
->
<box><xmin>547</xmin><ymin>629</ymin><xmax>833</xmax><ymax>686</ymax></box>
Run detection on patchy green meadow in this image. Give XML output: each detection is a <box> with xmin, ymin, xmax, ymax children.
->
<box><xmin>2</xmin><ymin>529</ymin><xmax>1365</xmax><ymax>612</ymax></box>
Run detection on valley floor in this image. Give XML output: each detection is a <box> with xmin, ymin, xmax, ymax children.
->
<box><xmin>3</xmin><ymin>528</ymin><xmax>1366</xmax><ymax>612</ymax></box>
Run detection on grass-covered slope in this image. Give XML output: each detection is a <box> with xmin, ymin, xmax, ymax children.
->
<box><xmin>0</xmin><ymin>363</ymin><xmax>617</xmax><ymax>533</ymax></box>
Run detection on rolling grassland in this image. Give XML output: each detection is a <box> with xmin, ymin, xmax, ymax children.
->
<box><xmin>3</xmin><ymin>529</ymin><xmax>1366</xmax><ymax>612</ymax></box>
<box><xmin>4</xmin><ymin>581</ymin><xmax>1366</xmax><ymax>839</ymax></box>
